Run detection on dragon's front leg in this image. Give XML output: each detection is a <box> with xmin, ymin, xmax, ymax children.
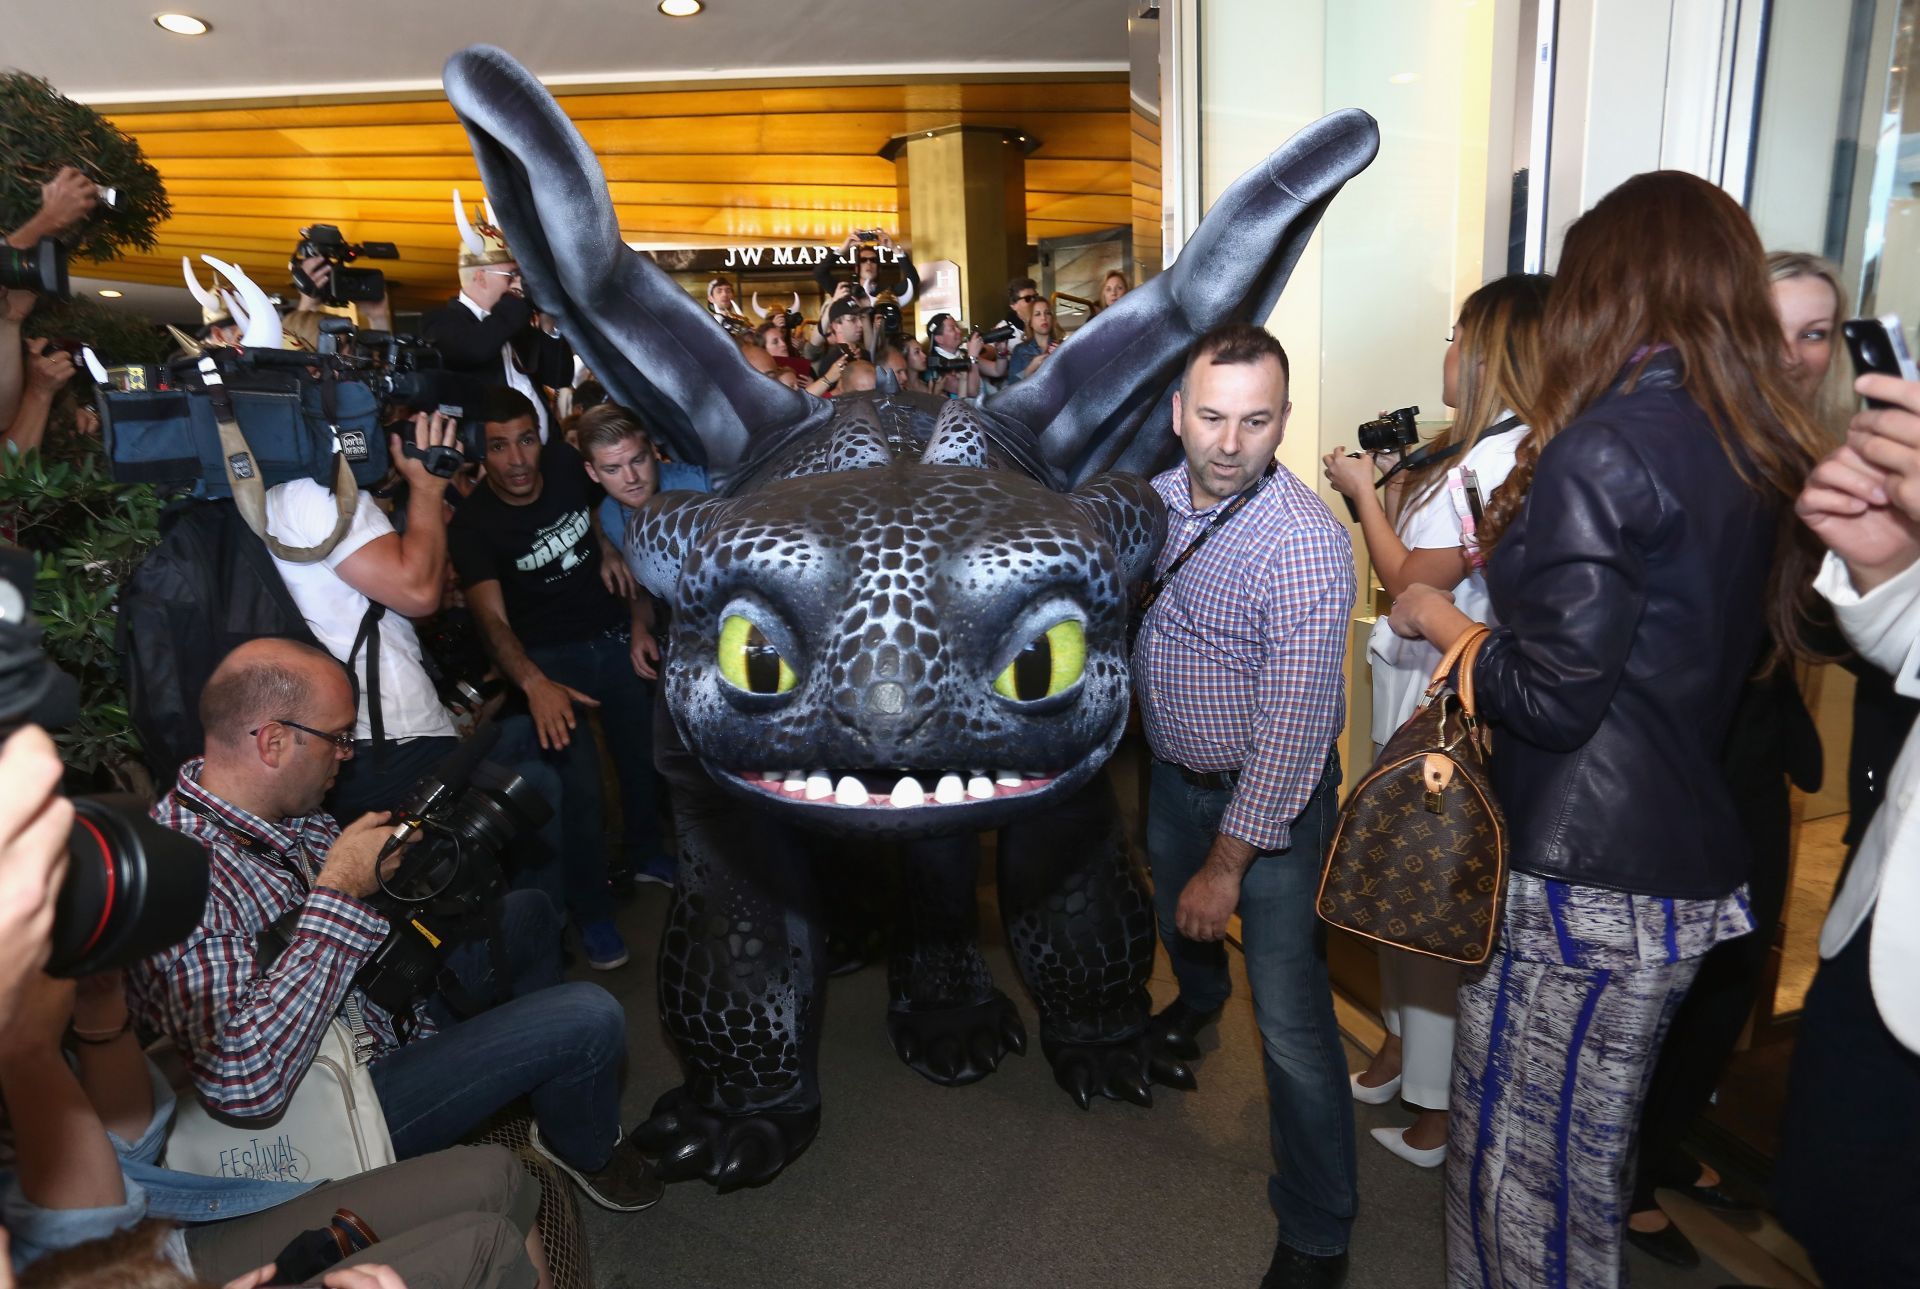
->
<box><xmin>997</xmin><ymin>773</ymin><xmax>1196</xmax><ymax>1108</ymax></box>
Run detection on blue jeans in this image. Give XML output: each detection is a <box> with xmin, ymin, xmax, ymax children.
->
<box><xmin>1146</xmin><ymin>754</ymin><xmax>1357</xmax><ymax>1257</ymax></box>
<box><xmin>516</xmin><ymin>629</ymin><xmax>663</xmax><ymax>919</ymax></box>
<box><xmin>370</xmin><ymin>889</ymin><xmax>627</xmax><ymax>1171</ymax></box>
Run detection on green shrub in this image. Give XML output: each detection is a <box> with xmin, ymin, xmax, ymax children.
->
<box><xmin>0</xmin><ymin>72</ymin><xmax>169</xmax><ymax>264</ymax></box>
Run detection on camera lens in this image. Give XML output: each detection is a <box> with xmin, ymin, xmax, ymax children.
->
<box><xmin>0</xmin><ymin>238</ymin><xmax>70</xmax><ymax>299</ymax></box>
<box><xmin>48</xmin><ymin>795</ymin><xmax>211</xmax><ymax>978</ymax></box>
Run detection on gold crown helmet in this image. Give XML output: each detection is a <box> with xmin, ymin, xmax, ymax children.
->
<box><xmin>453</xmin><ymin>190</ymin><xmax>514</xmax><ymax>268</ymax></box>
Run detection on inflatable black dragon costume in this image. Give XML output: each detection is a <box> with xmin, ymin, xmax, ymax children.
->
<box><xmin>442</xmin><ymin>45</ymin><xmax>1378</xmax><ymax>1189</ymax></box>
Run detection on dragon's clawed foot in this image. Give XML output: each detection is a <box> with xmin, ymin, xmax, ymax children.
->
<box><xmin>886</xmin><ymin>991</ymin><xmax>1029</xmax><ymax>1086</ymax></box>
<box><xmin>1043</xmin><ymin>1030</ymin><xmax>1198</xmax><ymax>1110</ymax></box>
<box><xmin>628</xmin><ymin>1086</ymin><xmax>819</xmax><ymax>1190</ymax></box>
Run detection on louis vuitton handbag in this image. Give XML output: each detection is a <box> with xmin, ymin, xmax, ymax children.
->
<box><xmin>1317</xmin><ymin>625</ymin><xmax>1508</xmax><ymax>965</ymax></box>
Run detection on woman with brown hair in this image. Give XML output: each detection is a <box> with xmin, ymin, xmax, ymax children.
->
<box><xmin>1387</xmin><ymin>171</ymin><xmax>1827</xmax><ymax>1286</ymax></box>
<box><xmin>1322</xmin><ymin>272</ymin><xmax>1552</xmax><ymax>1171</ymax></box>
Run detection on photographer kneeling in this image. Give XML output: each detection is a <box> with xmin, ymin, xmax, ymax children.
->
<box><xmin>125</xmin><ymin>639</ymin><xmax>661</xmax><ymax>1213</ymax></box>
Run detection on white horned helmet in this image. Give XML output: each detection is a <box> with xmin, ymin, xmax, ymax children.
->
<box><xmin>452</xmin><ymin>189</ymin><xmax>514</xmax><ymax>268</ymax></box>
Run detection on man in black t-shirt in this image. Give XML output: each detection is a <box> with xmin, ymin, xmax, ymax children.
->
<box><xmin>449</xmin><ymin>389</ymin><xmax>661</xmax><ymax>971</ymax></box>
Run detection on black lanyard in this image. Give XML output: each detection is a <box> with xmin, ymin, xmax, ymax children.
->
<box><xmin>1132</xmin><ymin>458</ymin><xmax>1278</xmax><ymax>632</ymax></box>
<box><xmin>1376</xmin><ymin>414</ymin><xmax>1523</xmax><ymax>491</ymax></box>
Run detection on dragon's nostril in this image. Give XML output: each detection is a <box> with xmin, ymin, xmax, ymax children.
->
<box><xmin>866</xmin><ymin>682</ymin><xmax>906</xmax><ymax>715</ymax></box>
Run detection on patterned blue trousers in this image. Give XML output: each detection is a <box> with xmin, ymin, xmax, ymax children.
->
<box><xmin>1445</xmin><ymin>875</ymin><xmax>1750</xmax><ymax>1288</ymax></box>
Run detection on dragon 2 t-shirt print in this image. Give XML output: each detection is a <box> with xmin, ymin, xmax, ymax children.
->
<box><xmin>449</xmin><ymin>438</ymin><xmax>626</xmax><ymax>648</ymax></box>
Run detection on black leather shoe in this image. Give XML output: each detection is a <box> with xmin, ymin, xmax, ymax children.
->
<box><xmin>1259</xmin><ymin>1241</ymin><xmax>1348</xmax><ymax>1289</ymax></box>
<box><xmin>1677</xmin><ymin>1180</ymin><xmax>1754</xmax><ymax>1213</ymax></box>
<box><xmin>1625</xmin><ymin>1219</ymin><xmax>1700</xmax><ymax>1269</ymax></box>
<box><xmin>1148</xmin><ymin>998</ymin><xmax>1222</xmax><ymax>1061</ymax></box>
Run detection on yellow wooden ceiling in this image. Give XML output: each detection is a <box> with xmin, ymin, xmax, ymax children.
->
<box><xmin>93</xmin><ymin>78</ymin><xmax>1131</xmax><ymax>312</ymax></box>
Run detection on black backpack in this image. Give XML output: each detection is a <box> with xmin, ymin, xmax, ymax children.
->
<box><xmin>119</xmin><ymin>498</ymin><xmax>394</xmax><ymax>786</ymax></box>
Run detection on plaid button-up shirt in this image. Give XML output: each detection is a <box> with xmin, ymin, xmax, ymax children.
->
<box><xmin>1131</xmin><ymin>462</ymin><xmax>1354</xmax><ymax>850</ymax></box>
<box><xmin>127</xmin><ymin>761</ymin><xmax>433</xmax><ymax>1119</ymax></box>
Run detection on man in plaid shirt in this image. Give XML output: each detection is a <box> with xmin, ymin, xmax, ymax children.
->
<box><xmin>127</xmin><ymin>638</ymin><xmax>661</xmax><ymax>1213</ymax></box>
<box><xmin>1130</xmin><ymin>324</ymin><xmax>1357</xmax><ymax>1289</ymax></box>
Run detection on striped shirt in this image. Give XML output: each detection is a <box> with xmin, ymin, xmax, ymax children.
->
<box><xmin>126</xmin><ymin>761</ymin><xmax>433</xmax><ymax>1119</ymax></box>
<box><xmin>1131</xmin><ymin>462</ymin><xmax>1354</xmax><ymax>849</ymax></box>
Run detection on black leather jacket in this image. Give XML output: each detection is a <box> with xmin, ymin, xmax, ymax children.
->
<box><xmin>1473</xmin><ymin>353</ymin><xmax>1775</xmax><ymax>898</ymax></box>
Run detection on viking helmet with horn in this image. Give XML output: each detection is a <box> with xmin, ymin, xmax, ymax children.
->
<box><xmin>202</xmin><ymin>255</ymin><xmax>285</xmax><ymax>350</ymax></box>
<box><xmin>452</xmin><ymin>189</ymin><xmax>514</xmax><ymax>268</ymax></box>
<box><xmin>751</xmin><ymin>290</ymin><xmax>803</xmax><ymax>322</ymax></box>
<box><xmin>181</xmin><ymin>256</ymin><xmax>235</xmax><ymax>328</ymax></box>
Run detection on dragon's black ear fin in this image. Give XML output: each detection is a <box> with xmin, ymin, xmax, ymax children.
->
<box><xmin>986</xmin><ymin>109</ymin><xmax>1380</xmax><ymax>489</ymax></box>
<box><xmin>442</xmin><ymin>45</ymin><xmax>829</xmax><ymax>490</ymax></box>
<box><xmin>921</xmin><ymin>401</ymin><xmax>993</xmax><ymax>470</ymax></box>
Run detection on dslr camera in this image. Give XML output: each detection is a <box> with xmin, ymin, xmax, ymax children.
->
<box><xmin>291</xmin><ymin>224</ymin><xmax>399</xmax><ymax>306</ymax></box>
<box><xmin>290</xmin><ymin>722</ymin><xmax>548</xmax><ymax>1017</ymax></box>
<box><xmin>1357</xmin><ymin>405</ymin><xmax>1420</xmax><ymax>454</ymax></box>
<box><xmin>0</xmin><ymin>547</ymin><xmax>210</xmax><ymax>978</ymax></box>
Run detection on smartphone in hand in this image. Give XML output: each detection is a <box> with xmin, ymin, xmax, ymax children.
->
<box><xmin>1842</xmin><ymin>314</ymin><xmax>1920</xmax><ymax>407</ymax></box>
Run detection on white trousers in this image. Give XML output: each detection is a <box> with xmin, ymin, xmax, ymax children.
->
<box><xmin>1377</xmin><ymin>946</ymin><xmax>1459</xmax><ymax>1110</ymax></box>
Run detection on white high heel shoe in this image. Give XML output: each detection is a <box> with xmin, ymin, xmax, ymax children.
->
<box><xmin>1349</xmin><ymin>1071</ymin><xmax>1401</xmax><ymax>1105</ymax></box>
<box><xmin>1370</xmin><ymin>1125</ymin><xmax>1447</xmax><ymax>1168</ymax></box>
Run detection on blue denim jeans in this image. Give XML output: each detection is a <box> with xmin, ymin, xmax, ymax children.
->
<box><xmin>370</xmin><ymin>890</ymin><xmax>628</xmax><ymax>1171</ymax></box>
<box><xmin>501</xmin><ymin>626</ymin><xmax>663</xmax><ymax>925</ymax></box>
<box><xmin>1145</xmin><ymin>754</ymin><xmax>1357</xmax><ymax>1257</ymax></box>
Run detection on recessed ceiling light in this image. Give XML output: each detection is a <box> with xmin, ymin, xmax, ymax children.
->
<box><xmin>97</xmin><ymin>289</ymin><xmax>124</xmax><ymax>298</ymax></box>
<box><xmin>154</xmin><ymin>13</ymin><xmax>210</xmax><ymax>36</ymax></box>
<box><xmin>1389</xmin><ymin>72</ymin><xmax>1419</xmax><ymax>85</ymax></box>
<box><xmin>657</xmin><ymin>0</ymin><xmax>702</xmax><ymax>15</ymax></box>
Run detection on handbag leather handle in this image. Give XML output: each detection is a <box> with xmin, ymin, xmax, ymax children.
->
<box><xmin>1423</xmin><ymin>624</ymin><xmax>1491</xmax><ymax>712</ymax></box>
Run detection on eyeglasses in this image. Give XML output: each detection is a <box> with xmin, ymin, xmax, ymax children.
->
<box><xmin>856</xmin><ymin>256</ymin><xmax>879</xmax><ymax>266</ymax></box>
<box><xmin>1015</xmin><ymin>294</ymin><xmax>1040</xmax><ymax>304</ymax></box>
<box><xmin>250</xmin><ymin>718</ymin><xmax>356</xmax><ymax>752</ymax></box>
<box><xmin>481</xmin><ymin>268</ymin><xmax>523</xmax><ymax>283</ymax></box>
<box><xmin>1445</xmin><ymin>326</ymin><xmax>1457</xmax><ymax>343</ymax></box>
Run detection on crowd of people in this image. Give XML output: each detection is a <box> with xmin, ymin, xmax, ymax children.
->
<box><xmin>0</xmin><ymin>146</ymin><xmax>1917</xmax><ymax>1289</ymax></box>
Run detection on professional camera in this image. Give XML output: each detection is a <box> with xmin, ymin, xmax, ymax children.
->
<box><xmin>0</xmin><ymin>237</ymin><xmax>69</xmax><ymax>298</ymax></box>
<box><xmin>0</xmin><ymin>547</ymin><xmax>209</xmax><ymax>978</ymax></box>
<box><xmin>291</xmin><ymin>224</ymin><xmax>399</xmax><ymax>306</ymax></box>
<box><xmin>872</xmin><ymin>293</ymin><xmax>903</xmax><ymax>338</ymax></box>
<box><xmin>348</xmin><ymin>722</ymin><xmax>551</xmax><ymax>1015</ymax></box>
<box><xmin>1357</xmin><ymin>405</ymin><xmax>1421</xmax><ymax>455</ymax></box>
<box><xmin>97</xmin><ymin>323</ymin><xmax>499</xmax><ymax>494</ymax></box>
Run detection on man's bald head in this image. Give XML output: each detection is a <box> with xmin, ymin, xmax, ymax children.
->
<box><xmin>199</xmin><ymin>639</ymin><xmax>350</xmax><ymax>748</ymax></box>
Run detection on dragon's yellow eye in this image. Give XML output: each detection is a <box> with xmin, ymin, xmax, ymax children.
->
<box><xmin>993</xmin><ymin>620</ymin><xmax>1086</xmax><ymax>702</ymax></box>
<box><xmin>718</xmin><ymin>615</ymin><xmax>796</xmax><ymax>694</ymax></box>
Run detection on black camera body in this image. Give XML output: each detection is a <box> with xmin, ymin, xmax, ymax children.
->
<box><xmin>1357</xmin><ymin>405</ymin><xmax>1421</xmax><ymax>454</ymax></box>
<box><xmin>350</xmin><ymin>726</ymin><xmax>551</xmax><ymax>1016</ymax></box>
<box><xmin>0</xmin><ymin>548</ymin><xmax>210</xmax><ymax>979</ymax></box>
<box><xmin>292</xmin><ymin>224</ymin><xmax>399</xmax><ymax>306</ymax></box>
<box><xmin>872</xmin><ymin>299</ymin><xmax>902</xmax><ymax>336</ymax></box>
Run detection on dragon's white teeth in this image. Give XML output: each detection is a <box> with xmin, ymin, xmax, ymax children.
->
<box><xmin>782</xmin><ymin>770</ymin><xmax>806</xmax><ymax>790</ymax></box>
<box><xmin>966</xmin><ymin>775</ymin><xmax>994</xmax><ymax>800</ymax></box>
<box><xmin>994</xmin><ymin>770</ymin><xmax>1022</xmax><ymax>786</ymax></box>
<box><xmin>934</xmin><ymin>774</ymin><xmax>965</xmax><ymax>804</ymax></box>
<box><xmin>890</xmin><ymin>775</ymin><xmax>926</xmax><ymax>807</ymax></box>
<box><xmin>805</xmin><ymin>771</ymin><xmax>834</xmax><ymax>800</ymax></box>
<box><xmin>835</xmin><ymin>776</ymin><xmax>868</xmax><ymax>805</ymax></box>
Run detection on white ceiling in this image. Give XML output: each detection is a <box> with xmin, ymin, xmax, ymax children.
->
<box><xmin>12</xmin><ymin>0</ymin><xmax>1136</xmax><ymax>105</ymax></box>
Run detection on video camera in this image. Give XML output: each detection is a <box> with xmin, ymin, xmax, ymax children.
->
<box><xmin>291</xmin><ymin>225</ymin><xmax>398</xmax><ymax>306</ymax></box>
<box><xmin>0</xmin><ymin>547</ymin><xmax>210</xmax><ymax>978</ymax></box>
<box><xmin>338</xmin><ymin>721</ymin><xmax>549</xmax><ymax>1016</ymax></box>
<box><xmin>96</xmin><ymin>322</ymin><xmax>499</xmax><ymax>495</ymax></box>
